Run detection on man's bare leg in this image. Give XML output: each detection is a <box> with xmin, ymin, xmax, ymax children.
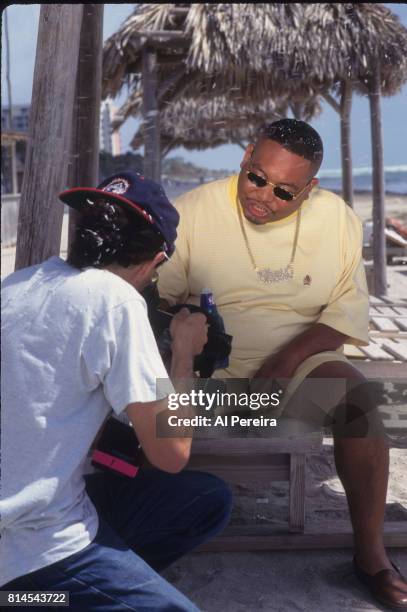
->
<box><xmin>334</xmin><ymin>434</ymin><xmax>390</xmax><ymax>573</ymax></box>
<box><xmin>288</xmin><ymin>361</ymin><xmax>392</xmax><ymax>574</ymax></box>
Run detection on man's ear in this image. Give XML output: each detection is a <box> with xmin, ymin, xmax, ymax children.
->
<box><xmin>240</xmin><ymin>143</ymin><xmax>255</xmax><ymax>169</ymax></box>
<box><xmin>303</xmin><ymin>177</ymin><xmax>319</xmax><ymax>200</ymax></box>
<box><xmin>152</xmin><ymin>251</ymin><xmax>166</xmax><ymax>268</ymax></box>
<box><xmin>128</xmin><ymin>253</ymin><xmax>165</xmax><ymax>286</ymax></box>
<box><xmin>137</xmin><ymin>252</ymin><xmax>165</xmax><ymax>278</ymax></box>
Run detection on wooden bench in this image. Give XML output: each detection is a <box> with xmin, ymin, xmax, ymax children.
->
<box><xmin>344</xmin><ymin>296</ymin><xmax>407</xmax><ymax>365</ymax></box>
<box><xmin>188</xmin><ymin>413</ymin><xmax>406</xmax><ymax>550</ymax></box>
<box><xmin>187</xmin><ymin>297</ymin><xmax>407</xmax><ymax>551</ymax></box>
<box><xmin>188</xmin><ymin>420</ymin><xmax>324</xmax><ymax>551</ymax></box>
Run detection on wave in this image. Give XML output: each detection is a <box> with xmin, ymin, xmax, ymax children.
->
<box><xmin>318</xmin><ymin>165</ymin><xmax>407</xmax><ymax>178</ymax></box>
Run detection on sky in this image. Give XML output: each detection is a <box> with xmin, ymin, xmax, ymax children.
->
<box><xmin>2</xmin><ymin>3</ymin><xmax>407</xmax><ymax>174</ymax></box>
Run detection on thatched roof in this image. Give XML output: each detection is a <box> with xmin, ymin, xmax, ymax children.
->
<box><xmin>103</xmin><ymin>4</ymin><xmax>407</xmax><ymax>152</ymax></box>
<box><xmin>181</xmin><ymin>3</ymin><xmax>407</xmax><ymax>97</ymax></box>
<box><xmin>131</xmin><ymin>97</ymin><xmax>289</xmax><ymax>152</ymax></box>
<box><xmin>103</xmin><ymin>4</ymin><xmax>190</xmax><ymax>100</ymax></box>
<box><xmin>129</xmin><ymin>95</ymin><xmax>322</xmax><ymax>153</ymax></box>
<box><xmin>103</xmin><ymin>3</ymin><xmax>407</xmax><ymax>102</ymax></box>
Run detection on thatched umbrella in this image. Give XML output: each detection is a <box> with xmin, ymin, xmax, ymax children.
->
<box><xmin>103</xmin><ymin>3</ymin><xmax>406</xmax><ymax>192</ymax></box>
<box><xmin>132</xmin><ymin>97</ymin><xmax>290</xmax><ymax>154</ymax></box>
<box><xmin>103</xmin><ymin>3</ymin><xmax>407</xmax><ymax>295</ymax></box>
<box><xmin>138</xmin><ymin>98</ymin><xmax>322</xmax><ymax>155</ymax></box>
<box><xmin>102</xmin><ymin>4</ymin><xmax>325</xmax><ymax>180</ymax></box>
<box><xmin>113</xmin><ymin>92</ymin><xmax>321</xmax><ymax>155</ymax></box>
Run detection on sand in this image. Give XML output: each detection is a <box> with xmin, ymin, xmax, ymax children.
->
<box><xmin>352</xmin><ymin>193</ymin><xmax>407</xmax><ymax>225</ymax></box>
<box><xmin>162</xmin><ymin>443</ymin><xmax>406</xmax><ymax>612</ymax></box>
<box><xmin>1</xmin><ymin>193</ymin><xmax>406</xmax><ymax>611</ymax></box>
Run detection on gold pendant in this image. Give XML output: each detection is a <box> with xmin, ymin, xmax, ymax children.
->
<box><xmin>256</xmin><ymin>266</ymin><xmax>294</xmax><ymax>284</ymax></box>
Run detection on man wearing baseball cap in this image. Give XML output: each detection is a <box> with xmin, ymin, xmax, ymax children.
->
<box><xmin>1</xmin><ymin>172</ymin><xmax>232</xmax><ymax>611</ymax></box>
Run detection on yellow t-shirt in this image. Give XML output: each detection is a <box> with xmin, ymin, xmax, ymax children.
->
<box><xmin>158</xmin><ymin>175</ymin><xmax>369</xmax><ymax>379</ymax></box>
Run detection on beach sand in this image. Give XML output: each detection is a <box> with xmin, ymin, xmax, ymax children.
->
<box><xmin>162</xmin><ymin>443</ymin><xmax>406</xmax><ymax>612</ymax></box>
<box><xmin>353</xmin><ymin>192</ymin><xmax>407</xmax><ymax>224</ymax></box>
<box><xmin>1</xmin><ymin>192</ymin><xmax>406</xmax><ymax>611</ymax></box>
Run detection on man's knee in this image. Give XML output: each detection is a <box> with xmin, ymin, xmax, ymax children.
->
<box><xmin>331</xmin><ymin>378</ymin><xmax>386</xmax><ymax>438</ymax></box>
<box><xmin>285</xmin><ymin>361</ymin><xmax>386</xmax><ymax>438</ymax></box>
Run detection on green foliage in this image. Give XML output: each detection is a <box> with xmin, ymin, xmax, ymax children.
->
<box><xmin>162</xmin><ymin>156</ymin><xmax>229</xmax><ymax>180</ymax></box>
<box><xmin>99</xmin><ymin>151</ymin><xmax>229</xmax><ymax>182</ymax></box>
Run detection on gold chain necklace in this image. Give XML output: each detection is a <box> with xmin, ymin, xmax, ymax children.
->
<box><xmin>236</xmin><ymin>196</ymin><xmax>302</xmax><ymax>284</ymax></box>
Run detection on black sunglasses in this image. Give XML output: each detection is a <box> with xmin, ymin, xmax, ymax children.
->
<box><xmin>245</xmin><ymin>170</ymin><xmax>310</xmax><ymax>202</ymax></box>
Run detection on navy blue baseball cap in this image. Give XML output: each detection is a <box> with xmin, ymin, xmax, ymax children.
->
<box><xmin>59</xmin><ymin>171</ymin><xmax>179</xmax><ymax>256</ymax></box>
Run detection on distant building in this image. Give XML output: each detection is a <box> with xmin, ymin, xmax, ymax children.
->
<box><xmin>1</xmin><ymin>104</ymin><xmax>30</xmax><ymax>132</ymax></box>
<box><xmin>100</xmin><ymin>100</ymin><xmax>121</xmax><ymax>156</ymax></box>
<box><xmin>2</xmin><ymin>102</ymin><xmax>122</xmax><ymax>156</ymax></box>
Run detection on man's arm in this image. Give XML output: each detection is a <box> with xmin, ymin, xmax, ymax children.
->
<box><xmin>253</xmin><ymin>323</ymin><xmax>348</xmax><ymax>383</ymax></box>
<box><xmin>126</xmin><ymin>309</ymin><xmax>207</xmax><ymax>473</ymax></box>
<box><xmin>157</xmin><ymin>198</ymin><xmax>191</xmax><ymax>307</ymax></box>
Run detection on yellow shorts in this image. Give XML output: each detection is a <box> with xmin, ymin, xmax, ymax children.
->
<box><xmin>279</xmin><ymin>350</ymin><xmax>352</xmax><ymax>413</ymax></box>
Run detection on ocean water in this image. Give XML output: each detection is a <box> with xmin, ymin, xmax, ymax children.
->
<box><xmin>163</xmin><ymin>166</ymin><xmax>407</xmax><ymax>199</ymax></box>
<box><xmin>317</xmin><ymin>166</ymin><xmax>407</xmax><ymax>195</ymax></box>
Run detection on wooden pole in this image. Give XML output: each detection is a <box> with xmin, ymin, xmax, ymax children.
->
<box><xmin>339</xmin><ymin>80</ymin><xmax>353</xmax><ymax>208</ymax></box>
<box><xmin>11</xmin><ymin>140</ymin><xmax>18</xmax><ymax>195</ymax></box>
<box><xmin>291</xmin><ymin>102</ymin><xmax>302</xmax><ymax>120</ymax></box>
<box><xmin>15</xmin><ymin>5</ymin><xmax>83</xmax><ymax>271</ymax></box>
<box><xmin>322</xmin><ymin>92</ymin><xmax>340</xmax><ymax>114</ymax></box>
<box><xmin>67</xmin><ymin>4</ymin><xmax>104</xmax><ymax>252</ymax></box>
<box><xmin>142</xmin><ymin>45</ymin><xmax>161</xmax><ymax>181</ymax></box>
<box><xmin>369</xmin><ymin>61</ymin><xmax>387</xmax><ymax>296</ymax></box>
<box><xmin>4</xmin><ymin>9</ymin><xmax>13</xmax><ymax>130</ymax></box>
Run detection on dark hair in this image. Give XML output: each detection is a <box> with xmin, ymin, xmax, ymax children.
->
<box><xmin>67</xmin><ymin>197</ymin><xmax>165</xmax><ymax>270</ymax></box>
<box><xmin>259</xmin><ymin>118</ymin><xmax>323</xmax><ymax>169</ymax></box>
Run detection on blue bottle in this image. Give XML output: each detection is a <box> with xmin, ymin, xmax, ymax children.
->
<box><xmin>200</xmin><ymin>288</ymin><xmax>229</xmax><ymax>369</ymax></box>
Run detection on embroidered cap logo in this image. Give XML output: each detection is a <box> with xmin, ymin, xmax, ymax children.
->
<box><xmin>102</xmin><ymin>178</ymin><xmax>130</xmax><ymax>195</ymax></box>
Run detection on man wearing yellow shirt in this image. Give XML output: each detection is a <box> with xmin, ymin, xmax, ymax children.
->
<box><xmin>157</xmin><ymin>119</ymin><xmax>407</xmax><ymax>609</ymax></box>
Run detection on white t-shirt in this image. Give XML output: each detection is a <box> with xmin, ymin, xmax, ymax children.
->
<box><xmin>0</xmin><ymin>256</ymin><xmax>173</xmax><ymax>586</ymax></box>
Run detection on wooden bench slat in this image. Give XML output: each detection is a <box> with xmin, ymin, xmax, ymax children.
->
<box><xmin>379</xmin><ymin>295</ymin><xmax>407</xmax><ymax>305</ymax></box>
<box><xmin>369</xmin><ymin>296</ymin><xmax>387</xmax><ymax>305</ymax></box>
<box><xmin>351</xmin><ymin>361</ymin><xmax>406</xmax><ymax>377</ymax></box>
<box><xmin>378</xmin><ymin>338</ymin><xmax>407</xmax><ymax>361</ymax></box>
<box><xmin>394</xmin><ymin>307</ymin><xmax>407</xmax><ymax>316</ymax></box>
<box><xmin>359</xmin><ymin>342</ymin><xmax>395</xmax><ymax>361</ymax></box>
<box><xmin>376</xmin><ymin>306</ymin><xmax>399</xmax><ymax>317</ymax></box>
<box><xmin>370</xmin><ymin>330</ymin><xmax>407</xmax><ymax>339</ymax></box>
<box><xmin>395</xmin><ymin>318</ymin><xmax>407</xmax><ymax>332</ymax></box>
<box><xmin>199</xmin><ymin>521</ymin><xmax>407</xmax><ymax>551</ymax></box>
<box><xmin>191</xmin><ymin>434</ymin><xmax>323</xmax><ymax>455</ymax></box>
<box><xmin>371</xmin><ymin>316</ymin><xmax>400</xmax><ymax>332</ymax></box>
<box><xmin>343</xmin><ymin>344</ymin><xmax>366</xmax><ymax>358</ymax></box>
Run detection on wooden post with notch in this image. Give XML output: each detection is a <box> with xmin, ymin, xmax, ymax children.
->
<box><xmin>369</xmin><ymin>60</ymin><xmax>387</xmax><ymax>296</ymax></box>
<box><xmin>67</xmin><ymin>4</ymin><xmax>104</xmax><ymax>252</ymax></box>
<box><xmin>289</xmin><ymin>453</ymin><xmax>306</xmax><ymax>533</ymax></box>
<box><xmin>142</xmin><ymin>45</ymin><xmax>161</xmax><ymax>182</ymax></box>
<box><xmin>15</xmin><ymin>5</ymin><xmax>83</xmax><ymax>270</ymax></box>
<box><xmin>340</xmin><ymin>79</ymin><xmax>353</xmax><ymax>208</ymax></box>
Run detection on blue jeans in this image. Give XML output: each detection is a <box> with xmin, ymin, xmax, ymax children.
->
<box><xmin>3</xmin><ymin>469</ymin><xmax>233</xmax><ymax>611</ymax></box>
